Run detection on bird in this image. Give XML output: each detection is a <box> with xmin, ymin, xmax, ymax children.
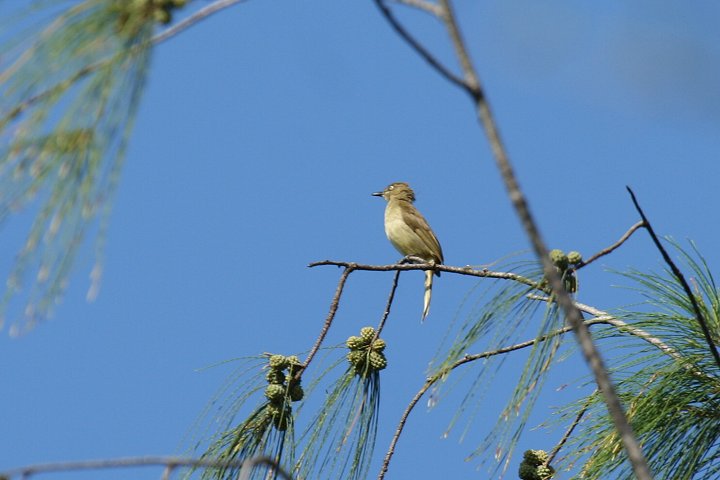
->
<box><xmin>372</xmin><ymin>182</ymin><xmax>443</xmax><ymax>321</ymax></box>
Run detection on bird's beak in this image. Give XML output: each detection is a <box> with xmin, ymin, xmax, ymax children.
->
<box><xmin>371</xmin><ymin>191</ymin><xmax>384</xmax><ymax>197</ymax></box>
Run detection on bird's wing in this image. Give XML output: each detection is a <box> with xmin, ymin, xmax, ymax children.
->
<box><xmin>401</xmin><ymin>206</ymin><xmax>444</xmax><ymax>264</ymax></box>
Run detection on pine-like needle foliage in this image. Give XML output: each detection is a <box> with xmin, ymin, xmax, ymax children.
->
<box><xmin>187</xmin><ymin>354</ymin><xmax>302</xmax><ymax>480</ymax></box>
<box><xmin>0</xmin><ymin>1</ymin><xmax>181</xmax><ymax>333</ymax></box>
<box><xmin>561</xmin><ymin>240</ymin><xmax>720</xmax><ymax>480</ymax></box>
<box><xmin>428</xmin><ymin>258</ymin><xmax>571</xmax><ymax>475</ymax></box>
<box><xmin>296</xmin><ymin>331</ymin><xmax>385</xmax><ymax>480</ymax></box>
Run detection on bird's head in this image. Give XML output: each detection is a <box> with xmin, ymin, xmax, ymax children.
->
<box><xmin>372</xmin><ymin>182</ymin><xmax>416</xmax><ymax>202</ymax></box>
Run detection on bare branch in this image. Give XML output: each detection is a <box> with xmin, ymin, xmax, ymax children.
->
<box><xmin>2</xmin><ymin>0</ymin><xmax>248</xmax><ymax>129</ymax></box>
<box><xmin>527</xmin><ymin>296</ymin><xmax>710</xmax><ymax>380</ymax></box>
<box><xmin>436</xmin><ymin>0</ymin><xmax>481</xmax><ymax>96</ymax></box>
<box><xmin>298</xmin><ymin>267</ymin><xmax>354</xmax><ymax>379</ymax></box>
<box><xmin>626</xmin><ymin>186</ymin><xmax>720</xmax><ymax>371</ymax></box>
<box><xmin>0</xmin><ymin>455</ymin><xmax>292</xmax><ymax>479</ymax></box>
<box><xmin>152</xmin><ymin>0</ymin><xmax>249</xmax><ymax>44</ymax></box>
<box><xmin>547</xmin><ymin>394</ymin><xmax>593</xmax><ymax>466</ymax></box>
<box><xmin>377</xmin><ymin>374</ymin><xmax>433</xmax><ymax>479</ymax></box>
<box><xmin>372</xmin><ymin>0</ymin><xmax>469</xmax><ymax>93</ymax></box>
<box><xmin>575</xmin><ymin>302</ymin><xmax>684</xmax><ymax>363</ymax></box>
<box><xmin>375</xmin><ymin>270</ymin><xmax>401</xmax><ymax>338</ymax></box>
<box><xmin>238</xmin><ymin>456</ymin><xmax>294</xmax><ymax>480</ymax></box>
<box><xmin>309</xmin><ymin>260</ymin><xmax>542</xmax><ymax>289</ymax></box>
<box><xmin>391</xmin><ymin>0</ymin><xmax>443</xmax><ymax>17</ymax></box>
<box><xmin>576</xmin><ymin>221</ymin><xmax>646</xmax><ymax>270</ymax></box>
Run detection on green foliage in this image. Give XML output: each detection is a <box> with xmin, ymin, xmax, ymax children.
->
<box><xmin>427</xmin><ymin>259</ymin><xmax>567</xmax><ymax>474</ymax></box>
<box><xmin>296</xmin><ymin>335</ymin><xmax>384</xmax><ymax>480</ymax></box>
<box><xmin>187</xmin><ymin>353</ymin><xmax>306</xmax><ymax>480</ymax></box>
<box><xmin>198</xmin><ymin>402</ymin><xmax>293</xmax><ymax>480</ymax></box>
<box><xmin>0</xmin><ymin>0</ymin><xmax>175</xmax><ymax>332</ymax></box>
<box><xmin>560</xmin><ymin>240</ymin><xmax>720</xmax><ymax>479</ymax></box>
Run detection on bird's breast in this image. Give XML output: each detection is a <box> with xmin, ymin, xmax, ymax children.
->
<box><xmin>384</xmin><ymin>205</ymin><xmax>426</xmax><ymax>258</ymax></box>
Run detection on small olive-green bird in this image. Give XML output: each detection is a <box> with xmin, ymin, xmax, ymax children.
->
<box><xmin>372</xmin><ymin>182</ymin><xmax>444</xmax><ymax>321</ymax></box>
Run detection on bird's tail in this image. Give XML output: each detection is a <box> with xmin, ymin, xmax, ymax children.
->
<box><xmin>422</xmin><ymin>269</ymin><xmax>433</xmax><ymax>321</ymax></box>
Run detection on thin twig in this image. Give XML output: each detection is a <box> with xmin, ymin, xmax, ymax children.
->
<box><xmin>237</xmin><ymin>456</ymin><xmax>293</xmax><ymax>480</ymax></box>
<box><xmin>391</xmin><ymin>0</ymin><xmax>443</xmax><ymax>17</ymax></box>
<box><xmin>574</xmin><ymin>302</ymin><xmax>683</xmax><ymax>363</ymax></box>
<box><xmin>2</xmin><ymin>0</ymin><xmax>247</xmax><ymax>128</ymax></box>
<box><xmin>627</xmin><ymin>187</ymin><xmax>720</xmax><ymax>371</ymax></box>
<box><xmin>547</xmin><ymin>393</ymin><xmax>594</xmax><ymax>466</ymax></box>
<box><xmin>0</xmin><ymin>456</ymin><xmax>292</xmax><ymax>479</ymax></box>
<box><xmin>377</xmin><ymin>376</ymin><xmax>433</xmax><ymax>479</ymax></box>
<box><xmin>298</xmin><ymin>266</ymin><xmax>354</xmax><ymax>380</ymax></box>
<box><xmin>152</xmin><ymin>0</ymin><xmax>248</xmax><ymax>44</ymax></box>
<box><xmin>309</xmin><ymin>260</ymin><xmax>542</xmax><ymax>290</ymax></box>
<box><xmin>379</xmin><ymin>0</ymin><xmax>652</xmax><ymax>475</ymax></box>
<box><xmin>529</xmin><ymin>296</ymin><xmax>710</xmax><ymax>378</ymax></box>
<box><xmin>372</xmin><ymin>0</ymin><xmax>468</xmax><ymax>93</ymax></box>
<box><xmin>576</xmin><ymin>221</ymin><xmax>646</xmax><ymax>270</ymax></box>
<box><xmin>376</xmin><ymin>270</ymin><xmax>401</xmax><ymax>337</ymax></box>
<box><xmin>436</xmin><ymin>0</ymin><xmax>480</xmax><ymax>96</ymax></box>
<box><xmin>160</xmin><ymin>464</ymin><xmax>172</xmax><ymax>480</ymax></box>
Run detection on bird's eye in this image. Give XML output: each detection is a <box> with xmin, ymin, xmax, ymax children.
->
<box><xmin>388</xmin><ymin>185</ymin><xmax>394</xmax><ymax>190</ymax></box>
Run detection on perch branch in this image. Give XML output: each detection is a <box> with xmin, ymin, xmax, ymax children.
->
<box><xmin>309</xmin><ymin>260</ymin><xmax>542</xmax><ymax>289</ymax></box>
<box><xmin>627</xmin><ymin>187</ymin><xmax>720</xmax><ymax>371</ymax></box>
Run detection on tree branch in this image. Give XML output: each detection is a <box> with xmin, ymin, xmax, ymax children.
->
<box><xmin>298</xmin><ymin>266</ymin><xmax>353</xmax><ymax>379</ymax></box>
<box><xmin>626</xmin><ymin>186</ymin><xmax>720</xmax><ymax>371</ymax></box>
<box><xmin>576</xmin><ymin>221</ymin><xmax>646</xmax><ymax>270</ymax></box>
<box><xmin>528</xmin><ymin>296</ymin><xmax>710</xmax><ymax>379</ymax></box>
<box><xmin>375</xmin><ymin>1</ymin><xmax>652</xmax><ymax>476</ymax></box>
<box><xmin>372</xmin><ymin>0</ymin><xmax>469</xmax><ymax>93</ymax></box>
<box><xmin>152</xmin><ymin>0</ymin><xmax>249</xmax><ymax>44</ymax></box>
<box><xmin>237</xmin><ymin>455</ymin><xmax>294</xmax><ymax>480</ymax></box>
<box><xmin>375</xmin><ymin>270</ymin><xmax>401</xmax><ymax>338</ymax></box>
<box><xmin>391</xmin><ymin>0</ymin><xmax>443</xmax><ymax>17</ymax></box>
<box><xmin>547</xmin><ymin>394</ymin><xmax>593</xmax><ymax>467</ymax></box>
<box><xmin>575</xmin><ymin>302</ymin><xmax>684</xmax><ymax>363</ymax></box>
<box><xmin>309</xmin><ymin>260</ymin><xmax>542</xmax><ymax>289</ymax></box>
<box><xmin>436</xmin><ymin>0</ymin><xmax>481</xmax><ymax>96</ymax></box>
<box><xmin>0</xmin><ymin>455</ymin><xmax>292</xmax><ymax>479</ymax></box>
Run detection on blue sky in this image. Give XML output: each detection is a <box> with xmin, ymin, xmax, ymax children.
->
<box><xmin>2</xmin><ymin>1</ymin><xmax>720</xmax><ymax>478</ymax></box>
